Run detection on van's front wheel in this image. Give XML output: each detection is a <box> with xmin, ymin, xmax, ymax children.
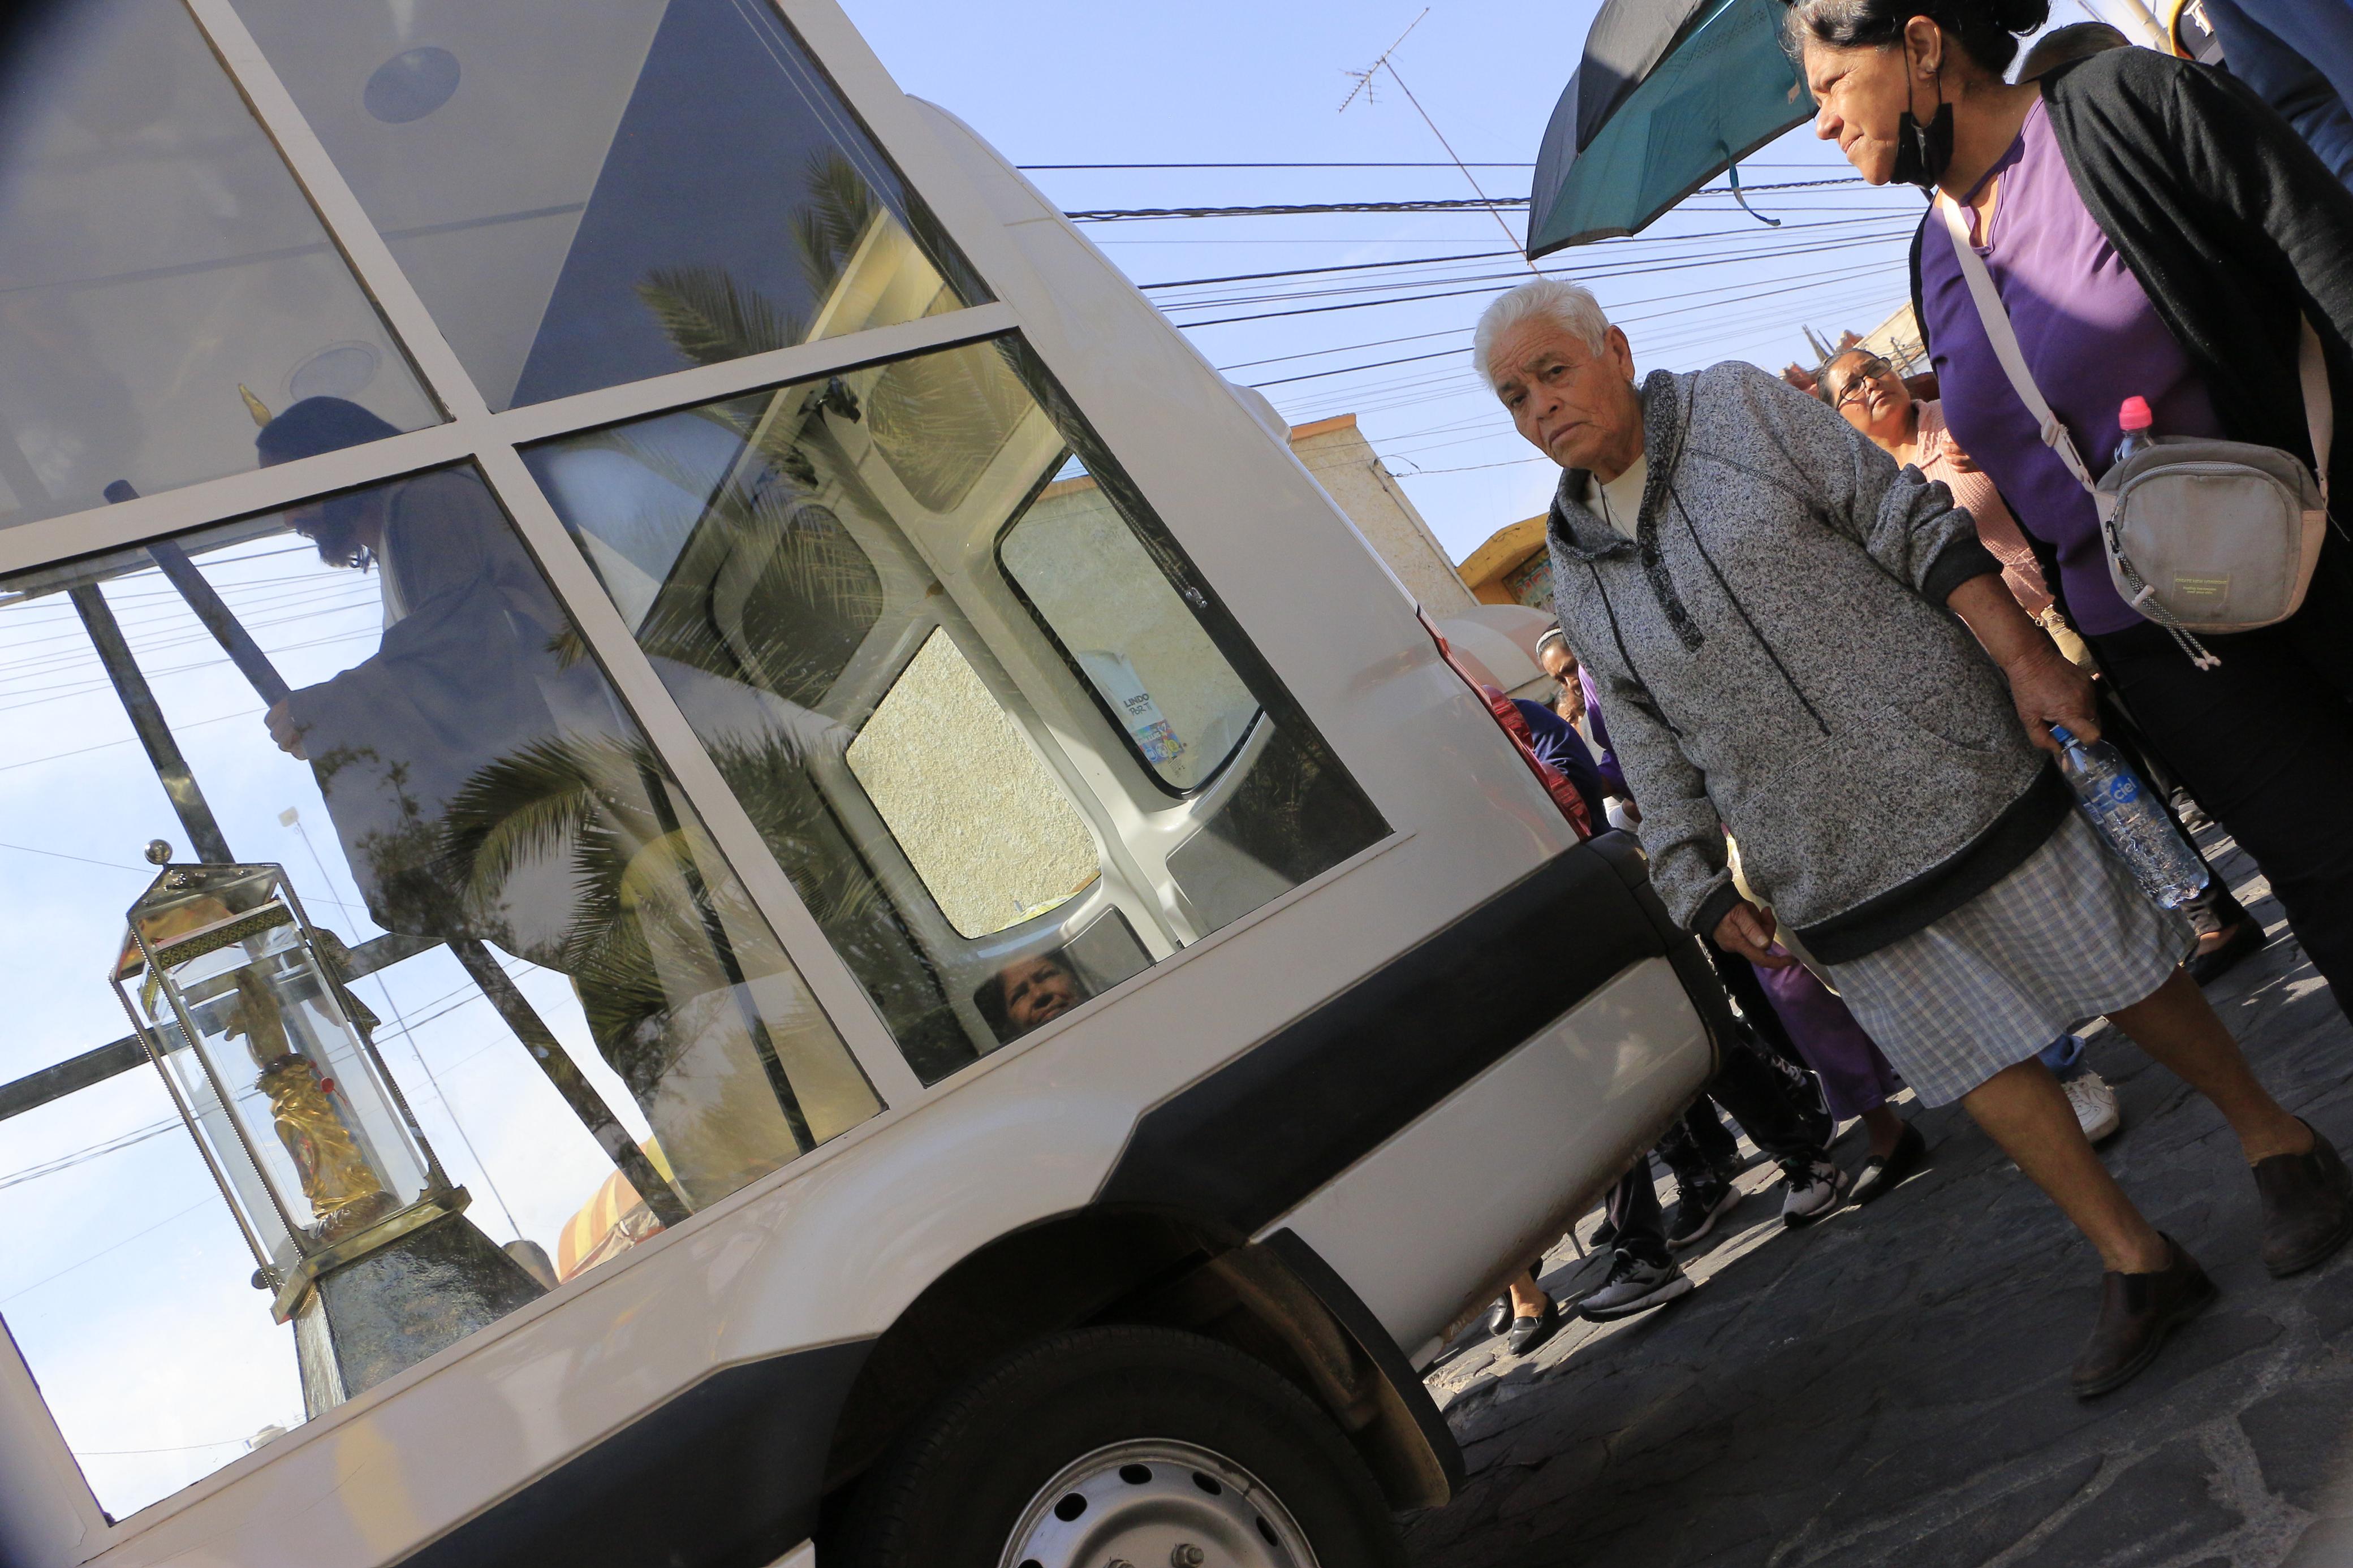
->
<box><xmin>834</xmin><ymin>1324</ymin><xmax>1406</xmax><ymax>1568</ymax></box>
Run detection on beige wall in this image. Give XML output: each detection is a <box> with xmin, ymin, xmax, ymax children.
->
<box><xmin>1286</xmin><ymin>416</ymin><xmax>1477</xmax><ymax>616</ymax></box>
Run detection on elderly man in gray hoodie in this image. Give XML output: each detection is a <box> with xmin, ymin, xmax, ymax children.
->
<box><xmin>1477</xmin><ymin>278</ymin><xmax>2350</xmax><ymax>1397</ymax></box>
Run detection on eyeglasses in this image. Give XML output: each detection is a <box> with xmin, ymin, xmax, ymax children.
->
<box><xmin>1831</xmin><ymin>358</ymin><xmax>1894</xmax><ymax>409</ymax></box>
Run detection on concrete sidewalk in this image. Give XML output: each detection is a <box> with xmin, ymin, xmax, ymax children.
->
<box><xmin>1408</xmin><ymin>830</ymin><xmax>2353</xmax><ymax>1568</ymax></box>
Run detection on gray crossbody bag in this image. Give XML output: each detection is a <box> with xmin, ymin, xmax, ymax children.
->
<box><xmin>1936</xmin><ymin>193</ymin><xmax>2334</xmax><ymax>669</ymax></box>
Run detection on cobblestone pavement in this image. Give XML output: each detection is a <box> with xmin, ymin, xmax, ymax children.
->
<box><xmin>1406</xmin><ymin>829</ymin><xmax>2353</xmax><ymax>1568</ymax></box>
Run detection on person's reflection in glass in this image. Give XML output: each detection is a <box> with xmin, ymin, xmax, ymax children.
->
<box><xmin>249</xmin><ymin>398</ymin><xmax>860</xmax><ymax>1202</ymax></box>
<box><xmin>252</xmin><ymin>398</ymin><xmax>587</xmax><ymax>946</ymax></box>
<box><xmin>987</xmin><ymin>951</ymin><xmax>1089</xmax><ymax>1040</ymax></box>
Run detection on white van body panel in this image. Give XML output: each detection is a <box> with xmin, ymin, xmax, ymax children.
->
<box><xmin>1265</xmin><ymin>958</ymin><xmax>1710</xmax><ymax>1349</ymax></box>
<box><xmin>0</xmin><ymin>2</ymin><xmax>1719</xmax><ymax>1562</ymax></box>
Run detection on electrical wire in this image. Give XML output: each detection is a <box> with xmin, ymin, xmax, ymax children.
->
<box><xmin>1063</xmin><ymin>176</ymin><xmax>1863</xmax><ymax>223</ymax></box>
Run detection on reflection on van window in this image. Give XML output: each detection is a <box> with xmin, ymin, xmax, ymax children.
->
<box><xmin>227</xmin><ymin>0</ymin><xmax>986</xmax><ymax>409</ymax></box>
<box><xmin>848</xmin><ymin>628</ymin><xmax>1102</xmax><ymax>939</ymax></box>
<box><xmin>0</xmin><ymin>0</ymin><xmax>436</xmax><ymax>530</ymax></box>
<box><xmin>524</xmin><ymin>336</ymin><xmax>1389</xmax><ymax>1085</ymax></box>
<box><xmin>1001</xmin><ymin>479</ymin><xmax>1259</xmax><ymax>793</ymax></box>
<box><xmin>0</xmin><ymin>457</ymin><xmax>873</xmax><ymax>1518</ymax></box>
<box><xmin>979</xmin><ymin>949</ymin><xmax>1091</xmax><ymax>1040</ymax></box>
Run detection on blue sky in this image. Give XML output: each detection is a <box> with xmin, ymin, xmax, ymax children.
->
<box><xmin>838</xmin><ymin>0</ymin><xmax>2096</xmax><ymax>560</ymax></box>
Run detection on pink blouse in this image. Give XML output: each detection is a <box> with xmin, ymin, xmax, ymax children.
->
<box><xmin>1914</xmin><ymin>399</ymin><xmax>2052</xmax><ymax>617</ymax></box>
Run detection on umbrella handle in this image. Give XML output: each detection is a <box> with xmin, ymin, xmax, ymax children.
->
<box><xmin>1722</xmin><ymin>153</ymin><xmax>1783</xmax><ymax>229</ymax></box>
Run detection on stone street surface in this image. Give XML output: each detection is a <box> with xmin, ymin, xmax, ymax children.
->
<box><xmin>1406</xmin><ymin>828</ymin><xmax>2353</xmax><ymax>1568</ymax></box>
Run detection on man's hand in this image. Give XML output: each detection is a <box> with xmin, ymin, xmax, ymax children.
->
<box><xmin>1612</xmin><ymin>794</ymin><xmax>1643</xmax><ymax>826</ymax></box>
<box><xmin>1942</xmin><ymin>574</ymin><xmax>2099</xmax><ymax>754</ymax></box>
<box><xmin>1714</xmin><ymin>899</ymin><xmax>1797</xmax><ymax>967</ymax></box>
<box><xmin>2002</xmin><ymin>641</ymin><xmax>2100</xmax><ymax>755</ymax></box>
<box><xmin>265</xmin><ymin>699</ymin><xmax>309</xmax><ymax>761</ymax></box>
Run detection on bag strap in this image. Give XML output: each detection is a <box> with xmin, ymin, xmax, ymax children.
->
<box><xmin>2301</xmin><ymin>317</ymin><xmax>2334</xmax><ymax>499</ymax></box>
<box><xmin>1935</xmin><ymin>192</ymin><xmax>2332</xmax><ymax>506</ymax></box>
<box><xmin>1934</xmin><ymin>195</ymin><xmax>2100</xmax><ymax>495</ymax></box>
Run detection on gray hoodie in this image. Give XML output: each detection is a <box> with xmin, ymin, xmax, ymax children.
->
<box><xmin>1546</xmin><ymin>362</ymin><xmax>2069</xmax><ymax>965</ymax></box>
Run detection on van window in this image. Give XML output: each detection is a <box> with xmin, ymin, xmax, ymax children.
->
<box><xmin>847</xmin><ymin>628</ymin><xmax>1102</xmax><ymax>939</ymax></box>
<box><xmin>1000</xmin><ymin>493</ymin><xmax>1257</xmax><ymax>793</ymax></box>
<box><xmin>0</xmin><ymin>0</ymin><xmax>438</xmax><ymax>532</ymax></box>
<box><xmin>525</xmin><ymin>336</ymin><xmax>1389</xmax><ymax>1083</ymax></box>
<box><xmin>225</xmin><ymin>0</ymin><xmax>988</xmax><ymax>410</ymax></box>
<box><xmin>0</xmin><ymin>466</ymin><xmax>877</xmax><ymax>1518</ymax></box>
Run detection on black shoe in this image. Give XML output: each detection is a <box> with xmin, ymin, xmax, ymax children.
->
<box><xmin>1665</xmin><ymin>1179</ymin><xmax>1741</xmax><ymax>1250</ymax></box>
<box><xmin>2187</xmin><ymin>919</ymin><xmax>2266</xmax><ymax>986</ymax></box>
<box><xmin>2071</xmin><ymin>1236</ymin><xmax>2216</xmax><ymax>1398</ymax></box>
<box><xmin>1505</xmin><ymin>1297</ymin><xmax>1562</xmax><ymax>1355</ymax></box>
<box><xmin>2254</xmin><ymin>1122</ymin><xmax>2353</xmax><ymax>1277</ymax></box>
<box><xmin>1485</xmin><ymin>1297</ymin><xmax>1511</xmax><ymax>1338</ymax></box>
<box><xmin>1574</xmin><ymin>1250</ymin><xmax>1696</xmax><ymax>1321</ymax></box>
<box><xmin>1848</xmin><ymin>1122</ymin><xmax>1928</xmax><ymax>1207</ymax></box>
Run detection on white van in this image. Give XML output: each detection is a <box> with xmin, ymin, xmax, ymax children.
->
<box><xmin>0</xmin><ymin>2</ymin><xmax>1721</xmax><ymax>1564</ymax></box>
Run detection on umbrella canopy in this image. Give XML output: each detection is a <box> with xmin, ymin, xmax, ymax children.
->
<box><xmin>1527</xmin><ymin>0</ymin><xmax>1817</xmax><ymax>257</ymax></box>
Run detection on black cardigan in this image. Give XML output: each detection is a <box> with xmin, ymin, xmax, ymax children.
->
<box><xmin>1907</xmin><ymin>48</ymin><xmax>2353</xmax><ymax>536</ymax></box>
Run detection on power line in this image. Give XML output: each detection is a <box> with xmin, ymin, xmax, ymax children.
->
<box><xmin>0</xmin><ymin>1197</ymin><xmax>214</xmax><ymax>1304</ymax></box>
<box><xmin>1022</xmin><ymin>160</ymin><xmax>1537</xmax><ymax>170</ymax></box>
<box><xmin>1019</xmin><ymin>159</ymin><xmax>1843</xmax><ymax>172</ymax></box>
<box><xmin>1138</xmin><ymin>213</ymin><xmax>1904</xmax><ymax>292</ymax></box>
<box><xmin>1156</xmin><ymin>223</ymin><xmax>1914</xmax><ymax>312</ymax></box>
<box><xmin>1175</xmin><ymin>230</ymin><xmax>1911</xmax><ymax>330</ymax></box>
<box><xmin>1063</xmin><ymin>178</ymin><xmax>1865</xmax><ymax>223</ymax></box>
<box><xmin>1243</xmin><ymin>254</ymin><xmax>1907</xmax><ymax>388</ymax></box>
<box><xmin>1069</xmin><ymin>196</ymin><xmax>1527</xmax><ymax>222</ymax></box>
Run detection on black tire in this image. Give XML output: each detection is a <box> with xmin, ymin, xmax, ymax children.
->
<box><xmin>830</xmin><ymin>1324</ymin><xmax>1407</xmax><ymax>1568</ymax></box>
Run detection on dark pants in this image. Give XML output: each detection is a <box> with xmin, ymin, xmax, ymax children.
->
<box><xmin>2098</xmin><ymin>689</ymin><xmax>2252</xmax><ymax>938</ymax></box>
<box><xmin>1611</xmin><ymin>1007</ymin><xmax>1835</xmax><ymax>1266</ymax></box>
<box><xmin>2088</xmin><ymin>594</ymin><xmax>2353</xmax><ymax>1022</ymax></box>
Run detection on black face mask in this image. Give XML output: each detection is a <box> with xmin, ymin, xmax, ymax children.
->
<box><xmin>1890</xmin><ymin>53</ymin><xmax>1954</xmax><ymax>190</ymax></box>
<box><xmin>1891</xmin><ymin>98</ymin><xmax>1955</xmax><ymax>188</ymax></box>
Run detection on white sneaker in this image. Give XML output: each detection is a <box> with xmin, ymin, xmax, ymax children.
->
<box><xmin>1779</xmin><ymin>1157</ymin><xmax>1849</xmax><ymax>1226</ymax></box>
<box><xmin>2065</xmin><ymin>1070</ymin><xmax>2123</xmax><ymax>1144</ymax></box>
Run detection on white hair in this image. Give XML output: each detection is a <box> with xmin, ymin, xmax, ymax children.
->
<box><xmin>1472</xmin><ymin>279</ymin><xmax>1612</xmax><ymax>390</ymax></box>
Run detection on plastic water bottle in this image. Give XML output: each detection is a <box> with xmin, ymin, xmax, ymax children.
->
<box><xmin>2050</xmin><ymin>723</ymin><xmax>2209</xmax><ymax>908</ymax></box>
<box><xmin>2117</xmin><ymin>395</ymin><xmax>2153</xmax><ymax>462</ymax></box>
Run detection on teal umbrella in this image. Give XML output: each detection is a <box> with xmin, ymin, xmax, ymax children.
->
<box><xmin>1527</xmin><ymin>0</ymin><xmax>1817</xmax><ymax>257</ymax></box>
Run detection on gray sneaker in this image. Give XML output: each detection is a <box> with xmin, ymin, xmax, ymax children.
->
<box><xmin>1575</xmin><ymin>1250</ymin><xmax>1696</xmax><ymax>1321</ymax></box>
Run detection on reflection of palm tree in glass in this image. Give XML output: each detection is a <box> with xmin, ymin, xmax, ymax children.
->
<box><xmin>440</xmin><ymin>734</ymin><xmax>820</xmax><ymax>1156</ymax></box>
<box><xmin>635</xmin><ymin>150</ymin><xmax>1031</xmax><ymax>512</ymax></box>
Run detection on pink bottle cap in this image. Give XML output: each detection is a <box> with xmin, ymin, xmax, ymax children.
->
<box><xmin>2119</xmin><ymin>396</ymin><xmax>2154</xmax><ymax>431</ymax></box>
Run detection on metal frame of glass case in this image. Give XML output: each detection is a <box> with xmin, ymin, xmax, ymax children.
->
<box><xmin>109</xmin><ymin>858</ymin><xmax>467</xmax><ymax>1323</ymax></box>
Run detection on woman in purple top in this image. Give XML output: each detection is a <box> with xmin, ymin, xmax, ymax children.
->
<box><xmin>1790</xmin><ymin>0</ymin><xmax>2353</xmax><ymax>1396</ymax></box>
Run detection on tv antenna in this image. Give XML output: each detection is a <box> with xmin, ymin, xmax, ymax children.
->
<box><xmin>1339</xmin><ymin>9</ymin><xmax>1536</xmax><ymax>271</ymax></box>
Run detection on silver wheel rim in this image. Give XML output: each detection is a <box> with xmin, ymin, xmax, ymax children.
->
<box><xmin>999</xmin><ymin>1439</ymin><xmax>1320</xmax><ymax>1568</ymax></box>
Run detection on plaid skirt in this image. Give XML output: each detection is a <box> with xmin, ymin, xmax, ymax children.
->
<box><xmin>1821</xmin><ymin>809</ymin><xmax>2197</xmax><ymax>1107</ymax></box>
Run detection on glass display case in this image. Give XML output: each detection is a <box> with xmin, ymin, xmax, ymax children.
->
<box><xmin>114</xmin><ymin>853</ymin><xmax>449</xmax><ymax>1304</ymax></box>
<box><xmin>111</xmin><ymin>849</ymin><xmax>543</xmax><ymax>1415</ymax></box>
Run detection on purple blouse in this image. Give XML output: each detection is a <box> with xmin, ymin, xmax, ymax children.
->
<box><xmin>1919</xmin><ymin>98</ymin><xmax>2223</xmax><ymax>636</ymax></box>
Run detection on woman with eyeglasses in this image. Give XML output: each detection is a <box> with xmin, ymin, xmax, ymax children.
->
<box><xmin>1816</xmin><ymin>350</ymin><xmax>2083</xmax><ymax>657</ymax></box>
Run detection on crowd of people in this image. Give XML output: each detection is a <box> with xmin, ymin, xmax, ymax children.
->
<box><xmin>1469</xmin><ymin>0</ymin><xmax>2353</xmax><ymax>1398</ymax></box>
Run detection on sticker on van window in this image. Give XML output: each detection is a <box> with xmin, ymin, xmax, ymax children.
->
<box><xmin>1078</xmin><ymin>649</ymin><xmax>1186</xmax><ymax>766</ymax></box>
